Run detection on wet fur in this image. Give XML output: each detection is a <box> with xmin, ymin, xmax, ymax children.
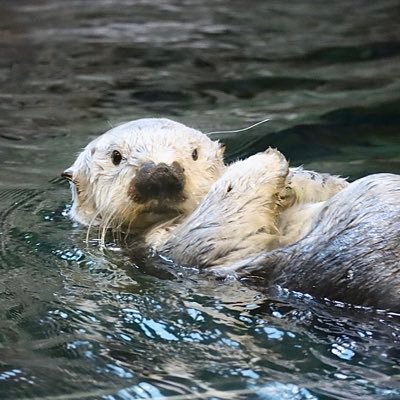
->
<box><xmin>64</xmin><ymin>118</ymin><xmax>347</xmax><ymax>243</ymax></box>
<box><xmin>63</xmin><ymin>118</ymin><xmax>225</xmax><ymax>241</ymax></box>
<box><xmin>62</xmin><ymin>119</ymin><xmax>400</xmax><ymax>309</ymax></box>
<box><xmin>157</xmin><ymin>149</ymin><xmax>349</xmax><ymax>267</ymax></box>
<box><xmin>160</xmin><ymin>149</ymin><xmax>289</xmax><ymax>266</ymax></box>
<box><xmin>210</xmin><ymin>174</ymin><xmax>400</xmax><ymax>311</ymax></box>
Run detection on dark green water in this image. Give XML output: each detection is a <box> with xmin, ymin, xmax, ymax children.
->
<box><xmin>1</xmin><ymin>1</ymin><xmax>400</xmax><ymax>399</ymax></box>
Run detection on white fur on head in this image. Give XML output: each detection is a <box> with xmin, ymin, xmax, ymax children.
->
<box><xmin>63</xmin><ymin>118</ymin><xmax>225</xmax><ymax>233</ymax></box>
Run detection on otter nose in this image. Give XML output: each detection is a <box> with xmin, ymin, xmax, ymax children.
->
<box><xmin>129</xmin><ymin>161</ymin><xmax>186</xmax><ymax>202</ymax></box>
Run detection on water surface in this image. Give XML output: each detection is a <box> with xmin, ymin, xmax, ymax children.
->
<box><xmin>1</xmin><ymin>1</ymin><xmax>400</xmax><ymax>399</ymax></box>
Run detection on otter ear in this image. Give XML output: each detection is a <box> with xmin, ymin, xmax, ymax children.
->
<box><xmin>61</xmin><ymin>168</ymin><xmax>74</xmax><ymax>182</ymax></box>
<box><xmin>61</xmin><ymin>167</ymin><xmax>82</xmax><ymax>185</ymax></box>
<box><xmin>61</xmin><ymin>148</ymin><xmax>91</xmax><ymax>184</ymax></box>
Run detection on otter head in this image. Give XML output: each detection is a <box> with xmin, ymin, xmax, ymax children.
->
<box><xmin>62</xmin><ymin>118</ymin><xmax>225</xmax><ymax>232</ymax></box>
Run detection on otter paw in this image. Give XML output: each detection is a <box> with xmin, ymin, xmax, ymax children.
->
<box><xmin>263</xmin><ymin>148</ymin><xmax>290</xmax><ymax>179</ymax></box>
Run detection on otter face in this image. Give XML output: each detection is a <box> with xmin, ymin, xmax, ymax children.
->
<box><xmin>62</xmin><ymin>118</ymin><xmax>225</xmax><ymax>232</ymax></box>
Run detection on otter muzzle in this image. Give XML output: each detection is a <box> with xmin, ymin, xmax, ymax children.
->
<box><xmin>129</xmin><ymin>161</ymin><xmax>186</xmax><ymax>203</ymax></box>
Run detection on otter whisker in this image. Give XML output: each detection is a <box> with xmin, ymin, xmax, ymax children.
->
<box><xmin>206</xmin><ymin>118</ymin><xmax>270</xmax><ymax>136</ymax></box>
<box><xmin>124</xmin><ymin>214</ymin><xmax>134</xmax><ymax>237</ymax></box>
<box><xmin>86</xmin><ymin>210</ymin><xmax>102</xmax><ymax>244</ymax></box>
<box><xmin>100</xmin><ymin>212</ymin><xmax>117</xmax><ymax>247</ymax></box>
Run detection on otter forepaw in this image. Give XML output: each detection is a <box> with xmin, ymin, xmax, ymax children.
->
<box><xmin>263</xmin><ymin>148</ymin><xmax>290</xmax><ymax>180</ymax></box>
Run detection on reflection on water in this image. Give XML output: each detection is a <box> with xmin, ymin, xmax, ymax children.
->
<box><xmin>0</xmin><ymin>0</ymin><xmax>400</xmax><ymax>398</ymax></box>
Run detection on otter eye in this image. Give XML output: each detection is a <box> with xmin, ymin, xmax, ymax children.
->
<box><xmin>192</xmin><ymin>149</ymin><xmax>198</xmax><ymax>161</ymax></box>
<box><xmin>111</xmin><ymin>150</ymin><xmax>123</xmax><ymax>166</ymax></box>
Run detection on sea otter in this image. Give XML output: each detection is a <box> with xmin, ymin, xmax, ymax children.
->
<box><xmin>62</xmin><ymin>118</ymin><xmax>400</xmax><ymax>310</ymax></box>
<box><xmin>62</xmin><ymin>118</ymin><xmax>347</xmax><ymax>241</ymax></box>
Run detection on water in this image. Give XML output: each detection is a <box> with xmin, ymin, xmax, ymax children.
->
<box><xmin>1</xmin><ymin>0</ymin><xmax>400</xmax><ymax>398</ymax></box>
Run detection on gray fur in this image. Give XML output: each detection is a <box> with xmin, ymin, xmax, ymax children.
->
<box><xmin>212</xmin><ymin>174</ymin><xmax>400</xmax><ymax>311</ymax></box>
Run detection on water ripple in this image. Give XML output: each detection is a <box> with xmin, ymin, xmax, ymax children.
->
<box><xmin>1</xmin><ymin>0</ymin><xmax>400</xmax><ymax>398</ymax></box>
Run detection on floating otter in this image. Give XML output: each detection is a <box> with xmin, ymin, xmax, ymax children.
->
<box><xmin>61</xmin><ymin>118</ymin><xmax>399</xmax><ymax>309</ymax></box>
<box><xmin>62</xmin><ymin>118</ymin><xmax>347</xmax><ymax>242</ymax></box>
